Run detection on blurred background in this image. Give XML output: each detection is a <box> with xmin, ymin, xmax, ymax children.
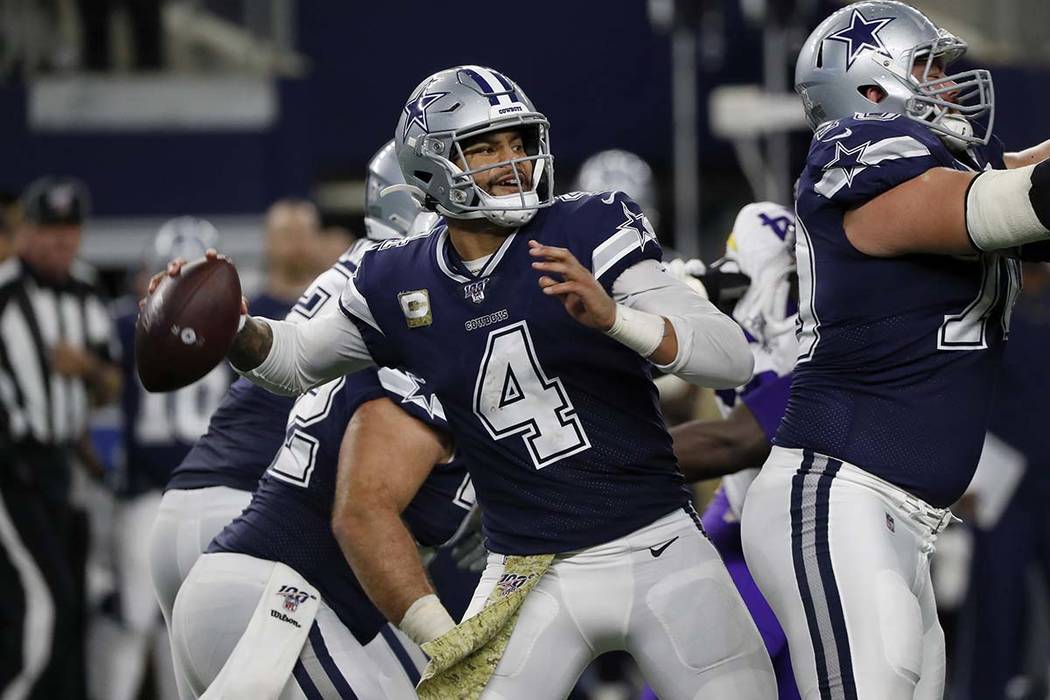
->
<box><xmin>2</xmin><ymin>0</ymin><xmax>1049</xmax><ymax>698</ymax></box>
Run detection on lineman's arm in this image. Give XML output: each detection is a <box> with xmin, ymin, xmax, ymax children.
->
<box><xmin>671</xmin><ymin>402</ymin><xmax>770</xmax><ymax>482</ymax></box>
<box><xmin>331</xmin><ymin>397</ymin><xmax>456</xmax><ymax>645</ymax></box>
<box><xmin>844</xmin><ymin>162</ymin><xmax>1050</xmax><ymax>257</ymax></box>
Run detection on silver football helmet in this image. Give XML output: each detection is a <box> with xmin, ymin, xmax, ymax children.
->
<box><xmin>393</xmin><ymin>65</ymin><xmax>553</xmax><ymax>227</ymax></box>
<box><xmin>574</xmin><ymin>149</ymin><xmax>660</xmax><ymax>232</ymax></box>
<box><xmin>796</xmin><ymin>1</ymin><xmax>994</xmax><ymax>146</ymax></box>
<box><xmin>365</xmin><ymin>140</ymin><xmax>438</xmax><ymax>240</ymax></box>
<box><xmin>147</xmin><ymin>216</ymin><xmax>219</xmax><ymax>271</ymax></box>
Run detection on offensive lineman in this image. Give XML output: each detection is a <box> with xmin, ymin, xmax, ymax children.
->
<box><xmin>203</xmin><ymin>65</ymin><xmax>776</xmax><ymax>698</ymax></box>
<box><xmin>741</xmin><ymin>2</ymin><xmax>1050</xmax><ymax>699</ymax></box>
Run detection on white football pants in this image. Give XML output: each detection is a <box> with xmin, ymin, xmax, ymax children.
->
<box><xmin>170</xmin><ymin>552</ymin><xmax>422</xmax><ymax>699</ymax></box>
<box><xmin>741</xmin><ymin>447</ymin><xmax>951</xmax><ymax>700</ymax></box>
<box><xmin>468</xmin><ymin>508</ymin><xmax>777</xmax><ymax>699</ymax></box>
<box><xmin>148</xmin><ymin>486</ymin><xmax>253</xmax><ymax>628</ymax></box>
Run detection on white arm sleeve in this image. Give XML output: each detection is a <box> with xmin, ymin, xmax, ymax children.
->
<box><xmin>236</xmin><ymin>302</ymin><xmax>375</xmax><ymax>395</ymax></box>
<box><xmin>612</xmin><ymin>259</ymin><xmax>753</xmax><ymax>389</ymax></box>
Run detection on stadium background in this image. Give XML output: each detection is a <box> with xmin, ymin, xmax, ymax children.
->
<box><xmin>2</xmin><ymin>0</ymin><xmax>1049</xmax><ymax>698</ymax></box>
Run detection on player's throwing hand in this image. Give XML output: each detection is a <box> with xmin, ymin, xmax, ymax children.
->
<box><xmin>529</xmin><ymin>239</ymin><xmax>616</xmax><ymax>331</ymax></box>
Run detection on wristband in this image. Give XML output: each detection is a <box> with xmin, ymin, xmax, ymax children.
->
<box><xmin>398</xmin><ymin>594</ymin><xmax>456</xmax><ymax>646</ymax></box>
<box><xmin>604</xmin><ymin>304</ymin><xmax>665</xmax><ymax>358</ymax></box>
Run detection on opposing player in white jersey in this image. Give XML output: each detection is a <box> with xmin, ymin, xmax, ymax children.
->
<box><xmin>743</xmin><ymin>3</ymin><xmax>1050</xmax><ymax>699</ymax></box>
<box><xmin>161</xmin><ymin>65</ymin><xmax>775</xmax><ymax>698</ymax></box>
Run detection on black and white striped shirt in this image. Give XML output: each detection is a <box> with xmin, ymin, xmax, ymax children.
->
<box><xmin>0</xmin><ymin>258</ymin><xmax>117</xmax><ymax>449</ymax></box>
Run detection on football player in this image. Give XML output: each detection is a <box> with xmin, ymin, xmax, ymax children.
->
<box><xmin>204</xmin><ymin>65</ymin><xmax>775</xmax><ymax>698</ymax></box>
<box><xmin>170</xmin><ymin>367</ymin><xmax>473</xmax><ymax>698</ymax></box>
<box><xmin>740</xmin><ymin>2</ymin><xmax>1050</xmax><ymax>699</ymax></box>
<box><xmin>100</xmin><ymin>218</ymin><xmax>232</xmax><ymax>700</ymax></box>
<box><xmin>146</xmin><ymin>142</ymin><xmax>438</xmax><ymax>693</ymax></box>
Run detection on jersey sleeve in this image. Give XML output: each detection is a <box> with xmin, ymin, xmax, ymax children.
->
<box><xmin>740</xmin><ymin>371</ymin><xmax>792</xmax><ymax>442</ymax></box>
<box><xmin>570</xmin><ymin>191</ymin><xmax>663</xmax><ymax>293</ymax></box>
<box><xmin>337</xmin><ymin>250</ymin><xmax>402</xmax><ymax>369</ymax></box>
<box><xmin>807</xmin><ymin>117</ymin><xmax>948</xmax><ymax>208</ymax></box>
<box><xmin>375</xmin><ymin>367</ymin><xmax>449</xmax><ymax>432</ymax></box>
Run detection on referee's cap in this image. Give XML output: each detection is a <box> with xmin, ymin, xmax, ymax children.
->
<box><xmin>22</xmin><ymin>176</ymin><xmax>91</xmax><ymax>226</ymax></box>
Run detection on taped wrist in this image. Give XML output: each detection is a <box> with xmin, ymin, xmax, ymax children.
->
<box><xmin>966</xmin><ymin>162</ymin><xmax>1050</xmax><ymax>251</ymax></box>
<box><xmin>604</xmin><ymin>304</ymin><xmax>664</xmax><ymax>358</ymax></box>
<box><xmin>399</xmin><ymin>594</ymin><xmax>455</xmax><ymax>646</ymax></box>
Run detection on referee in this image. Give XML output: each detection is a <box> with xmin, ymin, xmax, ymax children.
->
<box><xmin>0</xmin><ymin>177</ymin><xmax>120</xmax><ymax>700</ymax></box>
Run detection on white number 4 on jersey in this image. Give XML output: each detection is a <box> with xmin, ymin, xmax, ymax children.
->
<box><xmin>473</xmin><ymin>321</ymin><xmax>591</xmax><ymax>469</ymax></box>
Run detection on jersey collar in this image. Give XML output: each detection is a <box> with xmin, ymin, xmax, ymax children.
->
<box><xmin>435</xmin><ymin>226</ymin><xmax>519</xmax><ymax>283</ymax></box>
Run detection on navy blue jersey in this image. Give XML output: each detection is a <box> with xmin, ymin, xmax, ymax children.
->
<box><xmin>777</xmin><ymin>114</ymin><xmax>1022</xmax><ymax>506</ymax></box>
<box><xmin>210</xmin><ymin>366</ymin><xmax>473</xmax><ymax>643</ymax></box>
<box><xmin>249</xmin><ymin>292</ymin><xmax>297</xmax><ymax>321</ymax></box>
<box><xmin>113</xmin><ymin>298</ymin><xmax>232</xmax><ymax>496</ymax></box>
<box><xmin>341</xmin><ymin>192</ymin><xmax>688</xmax><ymax>555</ymax></box>
<box><xmin>167</xmin><ymin>244</ymin><xmax>366</xmax><ymax>493</ymax></box>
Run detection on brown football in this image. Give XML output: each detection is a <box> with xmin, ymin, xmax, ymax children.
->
<box><xmin>135</xmin><ymin>256</ymin><xmax>242</xmax><ymax>392</ymax></box>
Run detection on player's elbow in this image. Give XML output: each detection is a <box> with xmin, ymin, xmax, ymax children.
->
<box><xmin>705</xmin><ymin>321</ymin><xmax>754</xmax><ymax>389</ymax></box>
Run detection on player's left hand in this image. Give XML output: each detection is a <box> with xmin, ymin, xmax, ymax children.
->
<box><xmin>529</xmin><ymin>240</ymin><xmax>616</xmax><ymax>331</ymax></box>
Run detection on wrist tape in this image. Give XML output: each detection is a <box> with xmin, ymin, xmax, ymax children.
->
<box><xmin>399</xmin><ymin>594</ymin><xmax>456</xmax><ymax>646</ymax></box>
<box><xmin>604</xmin><ymin>304</ymin><xmax>664</xmax><ymax>358</ymax></box>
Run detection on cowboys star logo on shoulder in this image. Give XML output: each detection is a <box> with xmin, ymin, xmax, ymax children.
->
<box><xmin>463</xmin><ymin>277</ymin><xmax>491</xmax><ymax>304</ymax></box>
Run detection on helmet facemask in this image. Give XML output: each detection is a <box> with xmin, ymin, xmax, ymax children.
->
<box><xmin>425</xmin><ymin>118</ymin><xmax>554</xmax><ymax>228</ymax></box>
<box><xmin>897</xmin><ymin>34</ymin><xmax>994</xmax><ymax>147</ymax></box>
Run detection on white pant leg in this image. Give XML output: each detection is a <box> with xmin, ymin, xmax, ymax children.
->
<box><xmin>148</xmin><ymin>486</ymin><xmax>252</xmax><ymax>628</ymax></box>
<box><xmin>476</xmin><ymin>509</ymin><xmax>775</xmax><ymax>700</ymax></box>
<box><xmin>171</xmin><ymin>552</ymin><xmax>394</xmax><ymax>700</ymax></box>
<box><xmin>914</xmin><ymin>569</ymin><xmax>945</xmax><ymax>700</ymax></box>
<box><xmin>625</xmin><ymin>512</ymin><xmax>776</xmax><ymax>700</ymax></box>
<box><xmin>364</xmin><ymin>625</ymin><xmax>426</xmax><ymax>697</ymax></box>
<box><xmin>742</xmin><ymin>447</ymin><xmax>947</xmax><ymax>700</ymax></box>
<box><xmin>470</xmin><ymin>554</ymin><xmax>595</xmax><ymax>700</ymax></box>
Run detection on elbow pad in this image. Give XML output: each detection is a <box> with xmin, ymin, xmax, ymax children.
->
<box><xmin>966</xmin><ymin>161</ymin><xmax>1050</xmax><ymax>251</ymax></box>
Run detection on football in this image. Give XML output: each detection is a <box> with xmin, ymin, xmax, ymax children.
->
<box><xmin>135</xmin><ymin>256</ymin><xmax>242</xmax><ymax>392</ymax></box>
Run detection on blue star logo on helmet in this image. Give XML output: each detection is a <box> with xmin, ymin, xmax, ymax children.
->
<box><xmin>402</xmin><ymin>90</ymin><xmax>448</xmax><ymax>139</ymax></box>
<box><xmin>826</xmin><ymin>8</ymin><xmax>895</xmax><ymax>70</ymax></box>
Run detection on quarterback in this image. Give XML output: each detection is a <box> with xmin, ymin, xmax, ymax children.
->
<box><xmin>214</xmin><ymin>65</ymin><xmax>775</xmax><ymax>698</ymax></box>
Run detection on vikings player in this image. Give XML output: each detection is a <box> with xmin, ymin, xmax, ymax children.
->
<box><xmin>212</xmin><ymin>65</ymin><xmax>775</xmax><ymax>698</ymax></box>
<box><xmin>741</xmin><ymin>2</ymin><xmax>1050</xmax><ymax>698</ymax></box>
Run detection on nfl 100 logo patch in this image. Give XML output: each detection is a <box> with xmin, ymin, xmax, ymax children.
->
<box><xmin>463</xmin><ymin>277</ymin><xmax>491</xmax><ymax>304</ymax></box>
<box><xmin>276</xmin><ymin>584</ymin><xmax>316</xmax><ymax>612</ymax></box>
<box><xmin>398</xmin><ymin>289</ymin><xmax>432</xmax><ymax>328</ymax></box>
<box><xmin>496</xmin><ymin>573</ymin><xmax>534</xmax><ymax>599</ymax></box>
